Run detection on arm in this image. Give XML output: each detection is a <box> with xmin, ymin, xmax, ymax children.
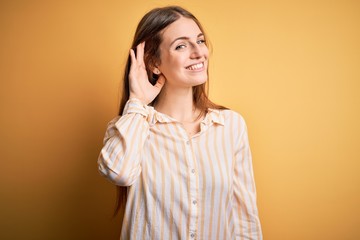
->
<box><xmin>97</xmin><ymin>98</ymin><xmax>149</xmax><ymax>186</ymax></box>
<box><xmin>98</xmin><ymin>42</ymin><xmax>165</xmax><ymax>186</ymax></box>
<box><xmin>232</xmin><ymin>114</ymin><xmax>263</xmax><ymax>239</ymax></box>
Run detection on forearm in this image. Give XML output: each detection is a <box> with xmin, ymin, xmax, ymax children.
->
<box><xmin>98</xmin><ymin>98</ymin><xmax>150</xmax><ymax>186</ymax></box>
<box><xmin>233</xmin><ymin>114</ymin><xmax>262</xmax><ymax>239</ymax></box>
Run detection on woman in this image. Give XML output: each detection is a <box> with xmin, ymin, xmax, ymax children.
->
<box><xmin>98</xmin><ymin>6</ymin><xmax>262</xmax><ymax>240</ymax></box>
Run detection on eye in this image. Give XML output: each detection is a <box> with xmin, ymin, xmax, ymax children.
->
<box><xmin>197</xmin><ymin>39</ymin><xmax>206</xmax><ymax>45</ymax></box>
<box><xmin>175</xmin><ymin>44</ymin><xmax>186</xmax><ymax>50</ymax></box>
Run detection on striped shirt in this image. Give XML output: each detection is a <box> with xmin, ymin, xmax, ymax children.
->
<box><xmin>98</xmin><ymin>98</ymin><xmax>262</xmax><ymax>240</ymax></box>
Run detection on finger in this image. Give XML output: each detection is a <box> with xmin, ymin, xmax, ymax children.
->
<box><xmin>129</xmin><ymin>49</ymin><xmax>136</xmax><ymax>67</ymax></box>
<box><xmin>136</xmin><ymin>42</ymin><xmax>145</xmax><ymax>65</ymax></box>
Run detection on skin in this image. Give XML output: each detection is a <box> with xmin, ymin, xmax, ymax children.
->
<box><xmin>129</xmin><ymin>17</ymin><xmax>209</xmax><ymax>136</ymax></box>
<box><xmin>155</xmin><ymin>17</ymin><xmax>208</xmax><ymax>89</ymax></box>
<box><xmin>128</xmin><ymin>41</ymin><xmax>166</xmax><ymax>105</ymax></box>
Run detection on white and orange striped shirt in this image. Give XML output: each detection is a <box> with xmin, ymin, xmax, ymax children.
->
<box><xmin>98</xmin><ymin>98</ymin><xmax>262</xmax><ymax>240</ymax></box>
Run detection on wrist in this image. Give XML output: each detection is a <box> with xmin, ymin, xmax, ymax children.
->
<box><xmin>129</xmin><ymin>94</ymin><xmax>148</xmax><ymax>105</ymax></box>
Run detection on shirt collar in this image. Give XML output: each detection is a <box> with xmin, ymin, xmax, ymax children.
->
<box><xmin>203</xmin><ymin>108</ymin><xmax>225</xmax><ymax>126</ymax></box>
<box><xmin>147</xmin><ymin>107</ymin><xmax>225</xmax><ymax>126</ymax></box>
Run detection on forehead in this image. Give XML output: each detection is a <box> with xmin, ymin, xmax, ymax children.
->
<box><xmin>161</xmin><ymin>16</ymin><xmax>202</xmax><ymax>43</ymax></box>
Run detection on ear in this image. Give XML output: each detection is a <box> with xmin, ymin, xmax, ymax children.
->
<box><xmin>152</xmin><ymin>67</ymin><xmax>161</xmax><ymax>75</ymax></box>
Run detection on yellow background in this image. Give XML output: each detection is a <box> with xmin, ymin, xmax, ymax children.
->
<box><xmin>1</xmin><ymin>0</ymin><xmax>359</xmax><ymax>239</ymax></box>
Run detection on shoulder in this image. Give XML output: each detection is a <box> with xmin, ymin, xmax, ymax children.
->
<box><xmin>218</xmin><ymin>108</ymin><xmax>247</xmax><ymax>127</ymax></box>
<box><xmin>217</xmin><ymin>109</ymin><xmax>250</xmax><ymax>144</ymax></box>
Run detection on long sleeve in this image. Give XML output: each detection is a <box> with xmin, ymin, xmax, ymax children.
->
<box><xmin>232</xmin><ymin>115</ymin><xmax>262</xmax><ymax>239</ymax></box>
<box><xmin>97</xmin><ymin>98</ymin><xmax>150</xmax><ymax>186</ymax></box>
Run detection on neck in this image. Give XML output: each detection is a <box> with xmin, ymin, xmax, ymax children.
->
<box><xmin>154</xmin><ymin>84</ymin><xmax>199</xmax><ymax>122</ymax></box>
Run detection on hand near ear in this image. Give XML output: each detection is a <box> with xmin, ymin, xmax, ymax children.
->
<box><xmin>129</xmin><ymin>42</ymin><xmax>165</xmax><ymax>105</ymax></box>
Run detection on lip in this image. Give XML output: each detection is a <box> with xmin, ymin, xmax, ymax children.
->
<box><xmin>185</xmin><ymin>62</ymin><xmax>206</xmax><ymax>71</ymax></box>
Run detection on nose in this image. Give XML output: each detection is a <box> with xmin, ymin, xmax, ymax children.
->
<box><xmin>190</xmin><ymin>43</ymin><xmax>205</xmax><ymax>59</ymax></box>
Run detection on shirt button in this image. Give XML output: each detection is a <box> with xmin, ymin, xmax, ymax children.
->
<box><xmin>191</xmin><ymin>169</ymin><xmax>195</xmax><ymax>173</ymax></box>
<box><xmin>192</xmin><ymin>200</ymin><xmax>197</xmax><ymax>205</ymax></box>
<box><xmin>186</xmin><ymin>140</ymin><xmax>190</xmax><ymax>145</ymax></box>
<box><xmin>190</xmin><ymin>233</ymin><xmax>195</xmax><ymax>238</ymax></box>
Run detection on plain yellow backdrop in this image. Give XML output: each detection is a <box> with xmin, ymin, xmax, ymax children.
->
<box><xmin>1</xmin><ymin>0</ymin><xmax>359</xmax><ymax>239</ymax></box>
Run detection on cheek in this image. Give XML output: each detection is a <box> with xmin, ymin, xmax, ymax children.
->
<box><xmin>160</xmin><ymin>55</ymin><xmax>184</xmax><ymax>73</ymax></box>
<box><xmin>204</xmin><ymin>47</ymin><xmax>209</xmax><ymax>58</ymax></box>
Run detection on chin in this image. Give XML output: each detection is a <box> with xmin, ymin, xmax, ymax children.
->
<box><xmin>195</xmin><ymin>75</ymin><xmax>208</xmax><ymax>84</ymax></box>
<box><xmin>190</xmin><ymin>79</ymin><xmax>207</xmax><ymax>87</ymax></box>
<box><xmin>167</xmin><ymin>73</ymin><xmax>208</xmax><ymax>87</ymax></box>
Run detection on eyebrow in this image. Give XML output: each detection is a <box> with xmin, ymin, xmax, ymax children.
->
<box><xmin>170</xmin><ymin>33</ymin><xmax>204</xmax><ymax>47</ymax></box>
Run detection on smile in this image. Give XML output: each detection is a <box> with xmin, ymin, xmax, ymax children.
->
<box><xmin>186</xmin><ymin>62</ymin><xmax>204</xmax><ymax>71</ymax></box>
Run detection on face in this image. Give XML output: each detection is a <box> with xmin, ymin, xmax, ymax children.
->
<box><xmin>155</xmin><ymin>16</ymin><xmax>209</xmax><ymax>88</ymax></box>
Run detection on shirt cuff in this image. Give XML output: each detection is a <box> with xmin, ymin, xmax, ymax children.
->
<box><xmin>122</xmin><ymin>98</ymin><xmax>149</xmax><ymax>117</ymax></box>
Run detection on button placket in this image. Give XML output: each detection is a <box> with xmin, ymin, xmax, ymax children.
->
<box><xmin>184</xmin><ymin>138</ymin><xmax>198</xmax><ymax>237</ymax></box>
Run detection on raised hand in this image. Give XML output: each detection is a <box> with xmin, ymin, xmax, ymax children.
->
<box><xmin>128</xmin><ymin>42</ymin><xmax>165</xmax><ymax>105</ymax></box>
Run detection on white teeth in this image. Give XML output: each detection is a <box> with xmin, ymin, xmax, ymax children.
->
<box><xmin>187</xmin><ymin>63</ymin><xmax>203</xmax><ymax>70</ymax></box>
